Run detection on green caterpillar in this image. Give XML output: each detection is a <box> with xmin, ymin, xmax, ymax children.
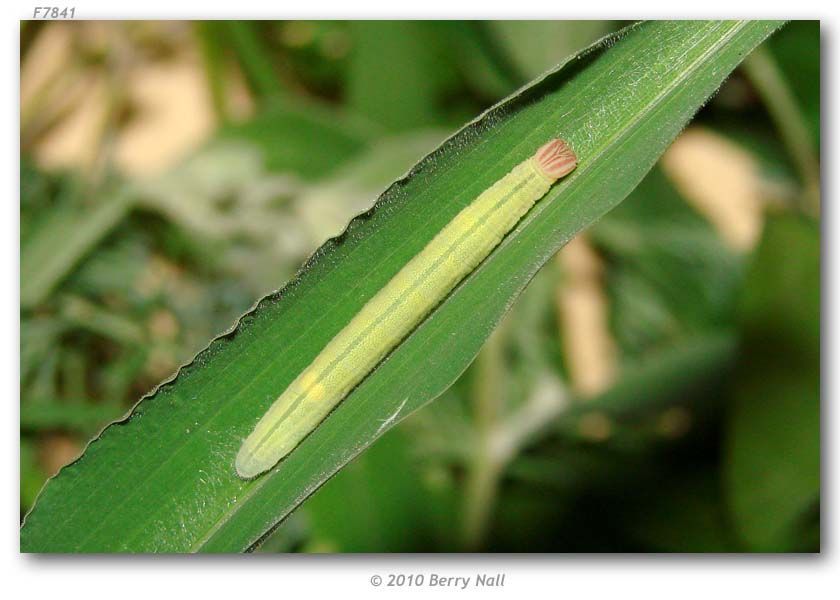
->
<box><xmin>236</xmin><ymin>138</ymin><xmax>578</xmax><ymax>479</ymax></box>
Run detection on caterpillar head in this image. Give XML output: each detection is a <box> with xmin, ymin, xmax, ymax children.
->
<box><xmin>534</xmin><ymin>139</ymin><xmax>577</xmax><ymax>181</ymax></box>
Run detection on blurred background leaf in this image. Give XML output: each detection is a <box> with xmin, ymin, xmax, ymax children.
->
<box><xmin>724</xmin><ymin>214</ymin><xmax>820</xmax><ymax>552</ymax></box>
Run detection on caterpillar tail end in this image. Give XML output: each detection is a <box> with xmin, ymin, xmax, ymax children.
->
<box><xmin>534</xmin><ymin>138</ymin><xmax>577</xmax><ymax>181</ymax></box>
<box><xmin>235</xmin><ymin>445</ymin><xmax>268</xmax><ymax>480</ymax></box>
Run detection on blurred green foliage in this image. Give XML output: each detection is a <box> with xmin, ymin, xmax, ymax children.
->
<box><xmin>20</xmin><ymin>20</ymin><xmax>819</xmax><ymax>552</ymax></box>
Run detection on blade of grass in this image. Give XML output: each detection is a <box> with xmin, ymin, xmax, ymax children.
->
<box><xmin>225</xmin><ymin>21</ymin><xmax>284</xmax><ymax>100</ymax></box>
<box><xmin>742</xmin><ymin>47</ymin><xmax>820</xmax><ymax>215</ymax></box>
<box><xmin>20</xmin><ymin>190</ymin><xmax>133</xmax><ymax>309</ymax></box>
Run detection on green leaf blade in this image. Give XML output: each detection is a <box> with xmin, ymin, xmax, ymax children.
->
<box><xmin>725</xmin><ymin>214</ymin><xmax>820</xmax><ymax>551</ymax></box>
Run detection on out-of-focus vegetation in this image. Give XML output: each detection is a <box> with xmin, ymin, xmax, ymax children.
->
<box><xmin>20</xmin><ymin>21</ymin><xmax>819</xmax><ymax>552</ymax></box>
